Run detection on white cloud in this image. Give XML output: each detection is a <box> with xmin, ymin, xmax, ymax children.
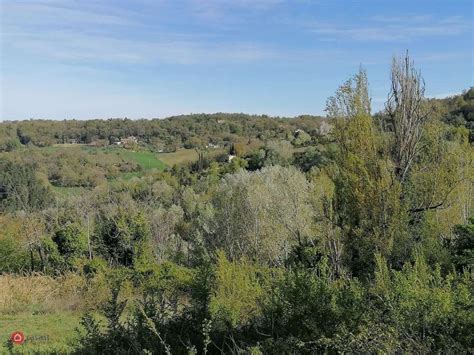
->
<box><xmin>1</xmin><ymin>0</ymin><xmax>341</xmax><ymax>66</ymax></box>
<box><xmin>2</xmin><ymin>0</ymin><xmax>283</xmax><ymax>65</ymax></box>
<box><xmin>417</xmin><ymin>52</ymin><xmax>472</xmax><ymax>62</ymax></box>
<box><xmin>371</xmin><ymin>14</ymin><xmax>433</xmax><ymax>24</ymax></box>
<box><xmin>308</xmin><ymin>15</ymin><xmax>472</xmax><ymax>42</ymax></box>
<box><xmin>4</xmin><ymin>28</ymin><xmax>278</xmax><ymax>65</ymax></box>
<box><xmin>192</xmin><ymin>0</ymin><xmax>284</xmax><ymax>10</ymax></box>
<box><xmin>2</xmin><ymin>1</ymin><xmax>137</xmax><ymax>27</ymax></box>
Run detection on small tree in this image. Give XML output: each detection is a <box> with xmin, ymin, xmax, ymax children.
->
<box><xmin>326</xmin><ymin>67</ymin><xmax>371</xmax><ymax>119</ymax></box>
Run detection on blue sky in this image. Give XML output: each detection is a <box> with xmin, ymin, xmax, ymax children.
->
<box><xmin>1</xmin><ymin>0</ymin><xmax>472</xmax><ymax>120</ymax></box>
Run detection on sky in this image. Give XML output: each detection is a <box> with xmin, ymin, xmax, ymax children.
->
<box><xmin>0</xmin><ymin>0</ymin><xmax>473</xmax><ymax>120</ymax></box>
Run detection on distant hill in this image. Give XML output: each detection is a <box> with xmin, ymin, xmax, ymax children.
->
<box><xmin>427</xmin><ymin>88</ymin><xmax>474</xmax><ymax>140</ymax></box>
<box><xmin>1</xmin><ymin>89</ymin><xmax>473</xmax><ymax>153</ymax></box>
<box><xmin>0</xmin><ymin>113</ymin><xmax>326</xmax><ymax>152</ymax></box>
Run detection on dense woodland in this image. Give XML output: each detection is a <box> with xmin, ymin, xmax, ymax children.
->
<box><xmin>0</xmin><ymin>113</ymin><xmax>327</xmax><ymax>152</ymax></box>
<box><xmin>0</xmin><ymin>55</ymin><xmax>473</xmax><ymax>353</ymax></box>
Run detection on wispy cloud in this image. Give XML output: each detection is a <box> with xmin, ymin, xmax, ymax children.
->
<box><xmin>186</xmin><ymin>0</ymin><xmax>287</xmax><ymax>27</ymax></box>
<box><xmin>308</xmin><ymin>15</ymin><xmax>472</xmax><ymax>42</ymax></box>
<box><xmin>417</xmin><ymin>52</ymin><xmax>472</xmax><ymax>63</ymax></box>
<box><xmin>4</xmin><ymin>29</ymin><xmax>278</xmax><ymax>65</ymax></box>
<box><xmin>2</xmin><ymin>1</ymin><xmax>137</xmax><ymax>28</ymax></box>
<box><xmin>194</xmin><ymin>0</ymin><xmax>284</xmax><ymax>9</ymax></box>
<box><xmin>2</xmin><ymin>0</ymin><xmax>283</xmax><ymax>65</ymax></box>
<box><xmin>2</xmin><ymin>0</ymin><xmax>343</xmax><ymax>66</ymax></box>
<box><xmin>1</xmin><ymin>0</ymin><xmax>472</xmax><ymax>120</ymax></box>
<box><xmin>370</xmin><ymin>14</ymin><xmax>434</xmax><ymax>24</ymax></box>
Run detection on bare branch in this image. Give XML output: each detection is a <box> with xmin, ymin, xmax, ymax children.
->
<box><xmin>385</xmin><ymin>51</ymin><xmax>429</xmax><ymax>182</ymax></box>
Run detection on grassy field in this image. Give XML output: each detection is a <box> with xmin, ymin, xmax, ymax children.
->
<box><xmin>42</xmin><ymin>144</ymin><xmax>83</xmax><ymax>153</ymax></box>
<box><xmin>45</xmin><ymin>145</ymin><xmax>170</xmax><ymax>184</ymax></box>
<box><xmin>0</xmin><ymin>273</ymin><xmax>111</xmax><ymax>353</ymax></box>
<box><xmin>10</xmin><ymin>146</ymin><xmax>203</xmax><ymax>195</ymax></box>
<box><xmin>119</xmin><ymin>150</ymin><xmax>167</xmax><ymax>170</ymax></box>
<box><xmin>0</xmin><ymin>312</ymin><xmax>79</xmax><ymax>353</ymax></box>
<box><xmin>157</xmin><ymin>149</ymin><xmax>199</xmax><ymax>166</ymax></box>
<box><xmin>42</xmin><ymin>145</ymin><xmax>198</xmax><ymax>169</ymax></box>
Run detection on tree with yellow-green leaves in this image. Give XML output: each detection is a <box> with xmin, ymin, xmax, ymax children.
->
<box><xmin>324</xmin><ymin>68</ymin><xmax>406</xmax><ymax>276</ymax></box>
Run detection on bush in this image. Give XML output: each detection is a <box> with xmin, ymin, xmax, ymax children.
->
<box><xmin>371</xmin><ymin>253</ymin><xmax>473</xmax><ymax>352</ymax></box>
<box><xmin>209</xmin><ymin>251</ymin><xmax>267</xmax><ymax>329</ymax></box>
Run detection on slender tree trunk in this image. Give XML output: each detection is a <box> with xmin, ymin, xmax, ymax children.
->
<box><xmin>37</xmin><ymin>246</ymin><xmax>45</xmax><ymax>272</ymax></box>
<box><xmin>30</xmin><ymin>248</ymin><xmax>35</xmax><ymax>272</ymax></box>
<box><xmin>87</xmin><ymin>214</ymin><xmax>92</xmax><ymax>260</ymax></box>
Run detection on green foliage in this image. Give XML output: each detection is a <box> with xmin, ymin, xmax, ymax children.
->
<box><xmin>0</xmin><ymin>113</ymin><xmax>325</xmax><ymax>152</ymax></box>
<box><xmin>76</xmin><ymin>270</ymin><xmax>130</xmax><ymax>354</ymax></box>
<box><xmin>326</xmin><ymin>67</ymin><xmax>371</xmax><ymax>119</ymax></box>
<box><xmin>293</xmin><ymin>145</ymin><xmax>329</xmax><ymax>172</ymax></box>
<box><xmin>209</xmin><ymin>166</ymin><xmax>314</xmax><ymax>264</ymax></box>
<box><xmin>0</xmin><ymin>235</ymin><xmax>30</xmax><ymax>273</ymax></box>
<box><xmin>0</xmin><ymin>124</ymin><xmax>22</xmax><ymax>152</ymax></box>
<box><xmin>292</xmin><ymin>129</ymin><xmax>311</xmax><ymax>146</ymax></box>
<box><xmin>1</xmin><ymin>65</ymin><xmax>473</xmax><ymax>353</ymax></box>
<box><xmin>372</xmin><ymin>253</ymin><xmax>473</xmax><ymax>352</ymax></box>
<box><xmin>450</xmin><ymin>218</ymin><xmax>474</xmax><ymax>270</ymax></box>
<box><xmin>138</xmin><ymin>261</ymin><xmax>194</xmax><ymax>297</ymax></box>
<box><xmin>245</xmin><ymin>140</ymin><xmax>294</xmax><ymax>170</ymax></box>
<box><xmin>330</xmin><ymin>87</ymin><xmax>405</xmax><ymax>275</ymax></box>
<box><xmin>95</xmin><ymin>208</ymin><xmax>152</xmax><ymax>267</ymax></box>
<box><xmin>0</xmin><ymin>160</ymin><xmax>54</xmax><ymax>212</ymax></box>
<box><xmin>1</xmin><ymin>138</ymin><xmax>21</xmax><ymax>152</ymax></box>
<box><xmin>53</xmin><ymin>222</ymin><xmax>88</xmax><ymax>267</ymax></box>
<box><xmin>260</xmin><ymin>259</ymin><xmax>367</xmax><ymax>352</ymax></box>
<box><xmin>209</xmin><ymin>251</ymin><xmax>266</xmax><ymax>329</ymax></box>
<box><xmin>82</xmin><ymin>257</ymin><xmax>107</xmax><ymax>277</ymax></box>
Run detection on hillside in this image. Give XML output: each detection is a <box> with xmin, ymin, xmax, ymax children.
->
<box><xmin>0</xmin><ymin>67</ymin><xmax>472</xmax><ymax>353</ymax></box>
<box><xmin>0</xmin><ymin>113</ymin><xmax>327</xmax><ymax>152</ymax></box>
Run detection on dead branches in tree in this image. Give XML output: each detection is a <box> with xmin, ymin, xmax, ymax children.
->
<box><xmin>386</xmin><ymin>52</ymin><xmax>429</xmax><ymax>183</ymax></box>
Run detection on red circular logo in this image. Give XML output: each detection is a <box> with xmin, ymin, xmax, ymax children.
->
<box><xmin>10</xmin><ymin>331</ymin><xmax>25</xmax><ymax>345</ymax></box>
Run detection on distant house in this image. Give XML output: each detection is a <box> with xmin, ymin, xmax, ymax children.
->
<box><xmin>119</xmin><ymin>136</ymin><xmax>138</xmax><ymax>148</ymax></box>
<box><xmin>206</xmin><ymin>142</ymin><xmax>219</xmax><ymax>149</ymax></box>
<box><xmin>318</xmin><ymin>121</ymin><xmax>332</xmax><ymax>135</ymax></box>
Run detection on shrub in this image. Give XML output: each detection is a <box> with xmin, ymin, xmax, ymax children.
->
<box><xmin>209</xmin><ymin>251</ymin><xmax>266</xmax><ymax>329</ymax></box>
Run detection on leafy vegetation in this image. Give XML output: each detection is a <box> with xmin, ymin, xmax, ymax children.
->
<box><xmin>0</xmin><ymin>54</ymin><xmax>472</xmax><ymax>353</ymax></box>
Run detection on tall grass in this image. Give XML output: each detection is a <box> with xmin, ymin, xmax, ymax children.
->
<box><xmin>0</xmin><ymin>273</ymin><xmax>109</xmax><ymax>315</ymax></box>
<box><xmin>0</xmin><ymin>273</ymin><xmax>116</xmax><ymax>353</ymax></box>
